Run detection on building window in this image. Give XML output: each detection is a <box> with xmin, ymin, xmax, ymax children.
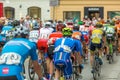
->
<box><xmin>4</xmin><ymin>7</ymin><xmax>15</xmax><ymax>19</ymax></box>
<box><xmin>63</xmin><ymin>11</ymin><xmax>80</xmax><ymax>22</ymax></box>
<box><xmin>28</xmin><ymin>7</ymin><xmax>41</xmax><ymax>19</ymax></box>
<box><xmin>108</xmin><ymin>11</ymin><xmax>120</xmax><ymax>19</ymax></box>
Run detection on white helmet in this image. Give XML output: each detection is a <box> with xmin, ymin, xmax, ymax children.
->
<box><xmin>44</xmin><ymin>22</ymin><xmax>52</xmax><ymax>27</ymax></box>
<box><xmin>13</xmin><ymin>26</ymin><xmax>29</xmax><ymax>38</ymax></box>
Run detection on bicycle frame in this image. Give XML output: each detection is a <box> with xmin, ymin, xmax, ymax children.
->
<box><xmin>92</xmin><ymin>46</ymin><xmax>101</xmax><ymax>80</ymax></box>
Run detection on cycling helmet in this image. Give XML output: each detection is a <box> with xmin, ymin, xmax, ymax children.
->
<box><xmin>62</xmin><ymin>27</ymin><xmax>73</xmax><ymax>37</ymax></box>
<box><xmin>11</xmin><ymin>20</ymin><xmax>20</xmax><ymax>27</ymax></box>
<box><xmin>95</xmin><ymin>22</ymin><xmax>103</xmax><ymax>28</ymax></box>
<box><xmin>78</xmin><ymin>21</ymin><xmax>84</xmax><ymax>25</ymax></box>
<box><xmin>57</xmin><ymin>20</ymin><xmax>63</xmax><ymax>24</ymax></box>
<box><xmin>12</xmin><ymin>26</ymin><xmax>29</xmax><ymax>38</ymax></box>
<box><xmin>73</xmin><ymin>24</ymin><xmax>79</xmax><ymax>30</ymax></box>
<box><xmin>110</xmin><ymin>21</ymin><xmax>115</xmax><ymax>26</ymax></box>
<box><xmin>44</xmin><ymin>22</ymin><xmax>52</xmax><ymax>28</ymax></box>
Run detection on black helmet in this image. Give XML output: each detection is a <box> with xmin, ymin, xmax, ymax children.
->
<box><xmin>73</xmin><ymin>24</ymin><xmax>79</xmax><ymax>30</ymax></box>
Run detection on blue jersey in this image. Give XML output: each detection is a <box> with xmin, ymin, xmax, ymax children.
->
<box><xmin>0</xmin><ymin>38</ymin><xmax>38</xmax><ymax>80</ymax></box>
<box><xmin>1</xmin><ymin>25</ymin><xmax>13</xmax><ymax>35</ymax></box>
<box><xmin>54</xmin><ymin>37</ymin><xmax>82</xmax><ymax>55</ymax></box>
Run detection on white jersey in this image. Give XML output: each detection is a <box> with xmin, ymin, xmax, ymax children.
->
<box><xmin>39</xmin><ymin>27</ymin><xmax>54</xmax><ymax>39</ymax></box>
<box><xmin>29</xmin><ymin>30</ymin><xmax>39</xmax><ymax>43</ymax></box>
<box><xmin>79</xmin><ymin>25</ymin><xmax>89</xmax><ymax>32</ymax></box>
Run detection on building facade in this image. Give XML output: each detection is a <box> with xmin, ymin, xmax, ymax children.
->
<box><xmin>50</xmin><ymin>0</ymin><xmax>120</xmax><ymax>21</ymax></box>
<box><xmin>2</xmin><ymin>0</ymin><xmax>50</xmax><ymax>21</ymax></box>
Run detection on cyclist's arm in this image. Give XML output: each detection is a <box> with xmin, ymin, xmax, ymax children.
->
<box><xmin>74</xmin><ymin>40</ymin><xmax>83</xmax><ymax>64</ymax></box>
<box><xmin>30</xmin><ymin>44</ymin><xmax>43</xmax><ymax>79</ymax></box>
<box><xmin>102</xmin><ymin>30</ymin><xmax>106</xmax><ymax>46</ymax></box>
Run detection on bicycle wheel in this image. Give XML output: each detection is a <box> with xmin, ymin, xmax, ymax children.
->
<box><xmin>92</xmin><ymin>58</ymin><xmax>101</xmax><ymax>80</ymax></box>
<box><xmin>72</xmin><ymin>65</ymin><xmax>80</xmax><ymax>80</ymax></box>
<box><xmin>41</xmin><ymin>59</ymin><xmax>48</xmax><ymax>78</ymax></box>
<box><xmin>28</xmin><ymin>59</ymin><xmax>35</xmax><ymax>80</ymax></box>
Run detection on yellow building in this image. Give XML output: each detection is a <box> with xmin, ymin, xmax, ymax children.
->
<box><xmin>51</xmin><ymin>0</ymin><xmax>120</xmax><ymax>21</ymax></box>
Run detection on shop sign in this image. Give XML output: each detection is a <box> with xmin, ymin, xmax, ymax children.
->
<box><xmin>88</xmin><ymin>8</ymin><xmax>99</xmax><ymax>11</ymax></box>
<box><xmin>50</xmin><ymin>0</ymin><xmax>59</xmax><ymax>6</ymax></box>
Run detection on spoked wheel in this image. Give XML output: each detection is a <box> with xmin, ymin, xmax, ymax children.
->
<box><xmin>28</xmin><ymin>58</ymin><xmax>35</xmax><ymax>80</ymax></box>
<box><xmin>72</xmin><ymin>65</ymin><xmax>80</xmax><ymax>80</ymax></box>
<box><xmin>92</xmin><ymin>59</ymin><xmax>101</xmax><ymax>80</ymax></box>
<box><xmin>109</xmin><ymin>54</ymin><xmax>113</xmax><ymax>64</ymax></box>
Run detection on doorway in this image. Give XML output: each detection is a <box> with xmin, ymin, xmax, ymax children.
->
<box><xmin>89</xmin><ymin>11</ymin><xmax>100</xmax><ymax>20</ymax></box>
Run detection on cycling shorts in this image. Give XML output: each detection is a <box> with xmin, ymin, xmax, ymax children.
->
<box><xmin>53</xmin><ymin>52</ymin><xmax>72</xmax><ymax>76</ymax></box>
<box><xmin>37</xmin><ymin>39</ymin><xmax>48</xmax><ymax>53</ymax></box>
<box><xmin>47</xmin><ymin>45</ymin><xmax>54</xmax><ymax>59</ymax></box>
<box><xmin>90</xmin><ymin>41</ymin><xmax>102</xmax><ymax>51</ymax></box>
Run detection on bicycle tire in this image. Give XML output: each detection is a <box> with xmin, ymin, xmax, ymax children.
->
<box><xmin>28</xmin><ymin>59</ymin><xmax>35</xmax><ymax>80</ymax></box>
<box><xmin>92</xmin><ymin>57</ymin><xmax>101</xmax><ymax>80</ymax></box>
<box><xmin>92</xmin><ymin>59</ymin><xmax>97</xmax><ymax>80</ymax></box>
<box><xmin>41</xmin><ymin>58</ymin><xmax>48</xmax><ymax>78</ymax></box>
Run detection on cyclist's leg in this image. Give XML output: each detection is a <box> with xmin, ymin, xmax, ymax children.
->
<box><xmin>90</xmin><ymin>42</ymin><xmax>95</xmax><ymax>67</ymax></box>
<box><xmin>117</xmin><ymin>34</ymin><xmax>120</xmax><ymax>52</ymax></box>
<box><xmin>53</xmin><ymin>52</ymin><xmax>61</xmax><ymax>80</ymax></box>
<box><xmin>97</xmin><ymin>42</ymin><xmax>103</xmax><ymax>65</ymax></box>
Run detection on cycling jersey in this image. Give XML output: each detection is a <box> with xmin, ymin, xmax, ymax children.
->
<box><xmin>56</xmin><ymin>24</ymin><xmax>65</xmax><ymax>32</ymax></box>
<box><xmin>48</xmin><ymin>32</ymin><xmax>63</xmax><ymax>45</ymax></box>
<box><xmin>0</xmin><ymin>38</ymin><xmax>38</xmax><ymax>80</ymax></box>
<box><xmin>39</xmin><ymin>27</ymin><xmax>54</xmax><ymax>39</ymax></box>
<box><xmin>1</xmin><ymin>25</ymin><xmax>13</xmax><ymax>35</ymax></box>
<box><xmin>81</xmin><ymin>31</ymin><xmax>89</xmax><ymax>44</ymax></box>
<box><xmin>72</xmin><ymin>31</ymin><xmax>82</xmax><ymax>40</ymax></box>
<box><xmin>54</xmin><ymin>37</ymin><xmax>82</xmax><ymax>53</ymax></box>
<box><xmin>91</xmin><ymin>28</ymin><xmax>104</xmax><ymax>44</ymax></box>
<box><xmin>115</xmin><ymin>24</ymin><xmax>120</xmax><ymax>34</ymax></box>
<box><xmin>104</xmin><ymin>25</ymin><xmax>115</xmax><ymax>34</ymax></box>
<box><xmin>53</xmin><ymin>37</ymin><xmax>82</xmax><ymax>76</ymax></box>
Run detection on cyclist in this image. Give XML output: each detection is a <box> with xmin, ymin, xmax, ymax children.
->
<box><xmin>72</xmin><ymin>24</ymin><xmax>84</xmax><ymax>56</ymax></box>
<box><xmin>0</xmin><ymin>25</ymin><xmax>45</xmax><ymax>80</ymax></box>
<box><xmin>47</xmin><ymin>30</ymin><xmax>63</xmax><ymax>79</ymax></box>
<box><xmin>90</xmin><ymin>22</ymin><xmax>106</xmax><ymax>73</ymax></box>
<box><xmin>56</xmin><ymin>20</ymin><xmax>65</xmax><ymax>32</ymax></box>
<box><xmin>115</xmin><ymin>21</ymin><xmax>120</xmax><ymax>52</ymax></box>
<box><xmin>103</xmin><ymin>22</ymin><xmax>116</xmax><ymax>59</ymax></box>
<box><xmin>80</xmin><ymin>24</ymin><xmax>90</xmax><ymax>60</ymax></box>
<box><xmin>37</xmin><ymin>21</ymin><xmax>54</xmax><ymax>79</ymax></box>
<box><xmin>53</xmin><ymin>27</ymin><xmax>83</xmax><ymax>80</ymax></box>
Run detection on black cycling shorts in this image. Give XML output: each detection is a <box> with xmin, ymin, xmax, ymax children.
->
<box><xmin>47</xmin><ymin>45</ymin><xmax>54</xmax><ymax>59</ymax></box>
<box><xmin>0</xmin><ymin>76</ymin><xmax>18</xmax><ymax>80</ymax></box>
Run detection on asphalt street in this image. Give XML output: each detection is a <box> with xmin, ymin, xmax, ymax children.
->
<box><xmin>24</xmin><ymin>52</ymin><xmax>120</xmax><ymax>80</ymax></box>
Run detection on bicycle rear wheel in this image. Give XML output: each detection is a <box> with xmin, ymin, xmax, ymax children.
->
<box><xmin>28</xmin><ymin>58</ymin><xmax>35</xmax><ymax>80</ymax></box>
<box><xmin>92</xmin><ymin>58</ymin><xmax>101</xmax><ymax>80</ymax></box>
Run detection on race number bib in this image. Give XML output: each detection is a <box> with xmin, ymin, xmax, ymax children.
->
<box><xmin>39</xmin><ymin>33</ymin><xmax>49</xmax><ymax>39</ymax></box>
<box><xmin>29</xmin><ymin>31</ymin><xmax>39</xmax><ymax>39</ymax></box>
<box><xmin>0</xmin><ymin>53</ymin><xmax>21</xmax><ymax>65</ymax></box>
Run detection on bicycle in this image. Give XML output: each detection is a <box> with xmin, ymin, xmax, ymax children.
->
<box><xmin>92</xmin><ymin>45</ymin><xmax>102</xmax><ymax>80</ymax></box>
<box><xmin>71</xmin><ymin>53</ymin><xmax>82</xmax><ymax>80</ymax></box>
<box><xmin>38</xmin><ymin>48</ymin><xmax>48</xmax><ymax>79</ymax></box>
<box><xmin>51</xmin><ymin>52</ymin><xmax>80</xmax><ymax>80</ymax></box>
<box><xmin>106</xmin><ymin>33</ymin><xmax>114</xmax><ymax>64</ymax></box>
<box><xmin>23</xmin><ymin>57</ymin><xmax>35</xmax><ymax>80</ymax></box>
